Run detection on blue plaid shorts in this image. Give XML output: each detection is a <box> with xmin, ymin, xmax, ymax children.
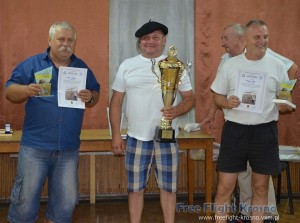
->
<box><xmin>125</xmin><ymin>136</ymin><xmax>179</xmax><ymax>192</ymax></box>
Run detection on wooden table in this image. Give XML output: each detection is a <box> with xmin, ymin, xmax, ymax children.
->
<box><xmin>0</xmin><ymin>129</ymin><xmax>214</xmax><ymax>204</ymax></box>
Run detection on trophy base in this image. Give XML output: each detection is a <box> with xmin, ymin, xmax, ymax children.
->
<box><xmin>155</xmin><ymin>126</ymin><xmax>176</xmax><ymax>143</ymax></box>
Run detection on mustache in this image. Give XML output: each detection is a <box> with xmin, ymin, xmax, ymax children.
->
<box><xmin>58</xmin><ymin>46</ymin><xmax>72</xmax><ymax>53</ymax></box>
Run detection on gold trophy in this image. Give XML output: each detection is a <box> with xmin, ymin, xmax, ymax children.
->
<box><xmin>152</xmin><ymin>46</ymin><xmax>185</xmax><ymax>142</ymax></box>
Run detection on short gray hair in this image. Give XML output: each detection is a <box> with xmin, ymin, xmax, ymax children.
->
<box><xmin>49</xmin><ymin>21</ymin><xmax>77</xmax><ymax>40</ymax></box>
<box><xmin>224</xmin><ymin>23</ymin><xmax>245</xmax><ymax>37</ymax></box>
<box><xmin>244</xmin><ymin>19</ymin><xmax>267</xmax><ymax>32</ymax></box>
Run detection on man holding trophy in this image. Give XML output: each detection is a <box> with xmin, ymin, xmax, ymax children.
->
<box><xmin>109</xmin><ymin>20</ymin><xmax>195</xmax><ymax>223</ymax></box>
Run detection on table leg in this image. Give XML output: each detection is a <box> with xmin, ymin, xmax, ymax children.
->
<box><xmin>90</xmin><ymin>154</ymin><xmax>96</xmax><ymax>204</ymax></box>
<box><xmin>205</xmin><ymin>141</ymin><xmax>213</xmax><ymax>204</ymax></box>
<box><xmin>187</xmin><ymin>149</ymin><xmax>195</xmax><ymax>204</ymax></box>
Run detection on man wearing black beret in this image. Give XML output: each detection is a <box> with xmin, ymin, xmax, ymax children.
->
<box><xmin>110</xmin><ymin>20</ymin><xmax>195</xmax><ymax>223</ymax></box>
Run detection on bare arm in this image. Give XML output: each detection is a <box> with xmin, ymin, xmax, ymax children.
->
<box><xmin>214</xmin><ymin>93</ymin><xmax>240</xmax><ymax>109</ymax></box>
<box><xmin>288</xmin><ymin>63</ymin><xmax>298</xmax><ymax>80</ymax></box>
<box><xmin>109</xmin><ymin>90</ymin><xmax>126</xmax><ymax>155</ymax></box>
<box><xmin>278</xmin><ymin>63</ymin><xmax>298</xmax><ymax>113</ymax></box>
<box><xmin>162</xmin><ymin>89</ymin><xmax>195</xmax><ymax>120</ymax></box>
<box><xmin>6</xmin><ymin>83</ymin><xmax>41</xmax><ymax>103</ymax></box>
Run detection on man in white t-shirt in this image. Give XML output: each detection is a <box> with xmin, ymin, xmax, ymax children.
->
<box><xmin>201</xmin><ymin>24</ymin><xmax>297</xmax><ymax>128</ymax></box>
<box><xmin>201</xmin><ymin>23</ymin><xmax>297</xmax><ymax>223</ymax></box>
<box><xmin>109</xmin><ymin>20</ymin><xmax>195</xmax><ymax>223</ymax></box>
<box><xmin>211</xmin><ymin>20</ymin><xmax>294</xmax><ymax>223</ymax></box>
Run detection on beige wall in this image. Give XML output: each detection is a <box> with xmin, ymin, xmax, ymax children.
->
<box><xmin>1</xmin><ymin>0</ymin><xmax>299</xmax><ymax>145</ymax></box>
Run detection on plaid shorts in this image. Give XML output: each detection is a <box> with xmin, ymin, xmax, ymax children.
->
<box><xmin>125</xmin><ymin>136</ymin><xmax>179</xmax><ymax>192</ymax></box>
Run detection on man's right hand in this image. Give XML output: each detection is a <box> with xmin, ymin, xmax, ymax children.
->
<box><xmin>111</xmin><ymin>134</ymin><xmax>126</xmax><ymax>156</ymax></box>
<box><xmin>26</xmin><ymin>83</ymin><xmax>41</xmax><ymax>97</ymax></box>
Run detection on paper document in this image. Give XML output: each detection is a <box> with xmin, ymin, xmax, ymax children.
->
<box><xmin>273</xmin><ymin>99</ymin><xmax>296</xmax><ymax>109</ymax></box>
<box><xmin>234</xmin><ymin>71</ymin><xmax>267</xmax><ymax>113</ymax></box>
<box><xmin>58</xmin><ymin>66</ymin><xmax>87</xmax><ymax>109</ymax></box>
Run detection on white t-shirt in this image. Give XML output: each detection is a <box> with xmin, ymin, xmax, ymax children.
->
<box><xmin>112</xmin><ymin>54</ymin><xmax>193</xmax><ymax>141</ymax></box>
<box><xmin>211</xmin><ymin>53</ymin><xmax>288</xmax><ymax>125</ymax></box>
<box><xmin>218</xmin><ymin>48</ymin><xmax>293</xmax><ymax>73</ymax></box>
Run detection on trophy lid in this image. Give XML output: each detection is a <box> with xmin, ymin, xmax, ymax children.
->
<box><xmin>168</xmin><ymin>46</ymin><xmax>177</xmax><ymax>57</ymax></box>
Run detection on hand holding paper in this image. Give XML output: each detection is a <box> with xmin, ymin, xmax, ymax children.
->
<box><xmin>273</xmin><ymin>99</ymin><xmax>296</xmax><ymax>109</ymax></box>
<box><xmin>273</xmin><ymin>79</ymin><xmax>297</xmax><ymax>110</ymax></box>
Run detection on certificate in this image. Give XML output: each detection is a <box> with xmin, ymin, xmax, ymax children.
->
<box><xmin>234</xmin><ymin>71</ymin><xmax>267</xmax><ymax>113</ymax></box>
<box><xmin>58</xmin><ymin>66</ymin><xmax>87</xmax><ymax>109</ymax></box>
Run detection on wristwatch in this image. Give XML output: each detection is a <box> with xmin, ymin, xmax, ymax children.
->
<box><xmin>87</xmin><ymin>93</ymin><xmax>94</xmax><ymax>104</ymax></box>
